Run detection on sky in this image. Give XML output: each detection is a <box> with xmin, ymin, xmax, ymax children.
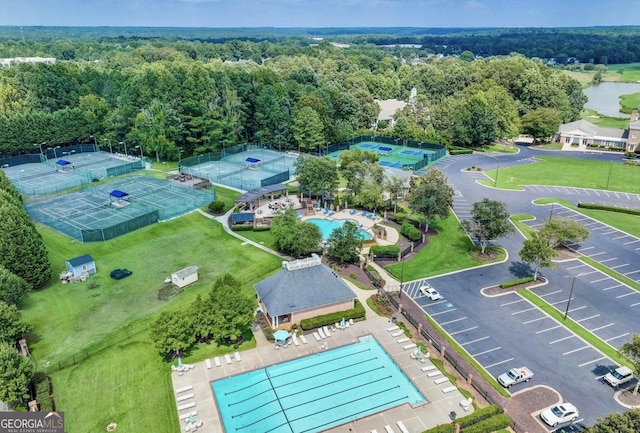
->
<box><xmin>1</xmin><ymin>0</ymin><xmax>639</xmax><ymax>28</ymax></box>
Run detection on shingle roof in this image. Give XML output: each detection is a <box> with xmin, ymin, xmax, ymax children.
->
<box><xmin>67</xmin><ymin>254</ymin><xmax>94</xmax><ymax>267</ymax></box>
<box><xmin>254</xmin><ymin>263</ymin><xmax>356</xmax><ymax>317</ymax></box>
<box><xmin>558</xmin><ymin>120</ymin><xmax>598</xmax><ymax>135</ymax></box>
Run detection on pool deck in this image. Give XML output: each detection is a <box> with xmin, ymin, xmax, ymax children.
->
<box><xmin>170</xmin><ymin>281</ymin><xmax>471</xmax><ymax>433</ymax></box>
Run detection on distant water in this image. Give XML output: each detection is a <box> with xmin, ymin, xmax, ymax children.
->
<box><xmin>583</xmin><ymin>82</ymin><xmax>640</xmax><ymax>118</ymax></box>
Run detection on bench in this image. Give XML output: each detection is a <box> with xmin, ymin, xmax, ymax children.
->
<box><xmin>441</xmin><ymin>386</ymin><xmax>457</xmax><ymax>394</ymax></box>
<box><xmin>434</xmin><ymin>377</ymin><xmax>450</xmax><ymax>385</ymax></box>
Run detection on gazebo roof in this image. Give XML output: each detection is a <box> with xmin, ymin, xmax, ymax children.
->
<box><xmin>110</xmin><ymin>190</ymin><xmax>129</xmax><ymax>198</ymax></box>
<box><xmin>235</xmin><ymin>183</ymin><xmax>287</xmax><ymax>204</ymax></box>
<box><xmin>56</xmin><ymin>159</ymin><xmax>71</xmax><ymax>166</ymax></box>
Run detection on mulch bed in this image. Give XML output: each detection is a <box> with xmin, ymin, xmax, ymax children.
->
<box><xmin>618</xmin><ymin>389</ymin><xmax>640</xmax><ymax>407</ymax></box>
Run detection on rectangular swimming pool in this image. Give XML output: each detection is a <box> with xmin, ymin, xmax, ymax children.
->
<box><xmin>211</xmin><ymin>336</ymin><xmax>426</xmax><ymax>433</ymax></box>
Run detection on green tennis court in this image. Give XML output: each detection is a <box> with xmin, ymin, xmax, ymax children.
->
<box><xmin>327</xmin><ymin>141</ymin><xmax>438</xmax><ymax>169</ymax></box>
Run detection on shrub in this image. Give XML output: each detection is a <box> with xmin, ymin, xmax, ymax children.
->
<box><xmin>401</xmin><ymin>222</ymin><xmax>422</xmax><ymax>241</ymax></box>
<box><xmin>252</xmin><ymin>226</ymin><xmax>271</xmax><ymax>232</ymax></box>
<box><xmin>391</xmin><ymin>212</ymin><xmax>405</xmax><ymax>223</ymax></box>
<box><xmin>461</xmin><ymin>413</ymin><xmax>511</xmax><ymax>433</ymax></box>
<box><xmin>208</xmin><ymin>200</ymin><xmax>225</xmax><ymax>213</ymax></box>
<box><xmin>300</xmin><ymin>299</ymin><xmax>365</xmax><ymax>330</ymax></box>
<box><xmin>31</xmin><ymin>371</ymin><xmax>55</xmax><ymax>412</ymax></box>
<box><xmin>256</xmin><ymin>313</ymin><xmax>274</xmax><ymax>341</ymax></box>
<box><xmin>449</xmin><ymin>148</ymin><xmax>473</xmax><ymax>155</ymax></box>
<box><xmin>458</xmin><ymin>404</ymin><xmax>503</xmax><ymax>429</ymax></box>
<box><xmin>577</xmin><ymin>202</ymin><xmax>640</xmax><ymax>216</ymax></box>
<box><xmin>499</xmin><ymin>276</ymin><xmax>535</xmax><ymax>289</ymax></box>
<box><xmin>424</xmin><ymin>425</ymin><xmax>455</xmax><ymax>433</ymax></box>
<box><xmin>369</xmin><ymin>245</ymin><xmax>400</xmax><ymax>256</ymax></box>
<box><xmin>231</xmin><ymin>225</ymin><xmax>253</xmax><ymax>231</ymax></box>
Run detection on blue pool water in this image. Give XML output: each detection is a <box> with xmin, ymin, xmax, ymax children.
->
<box><xmin>212</xmin><ymin>336</ymin><xmax>426</xmax><ymax>433</ymax></box>
<box><xmin>306</xmin><ymin>218</ymin><xmax>371</xmax><ymax>241</ymax></box>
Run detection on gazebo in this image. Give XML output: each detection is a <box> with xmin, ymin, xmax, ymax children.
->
<box><xmin>56</xmin><ymin>159</ymin><xmax>73</xmax><ymax>172</ymax></box>
<box><xmin>245</xmin><ymin>157</ymin><xmax>261</xmax><ymax>170</ymax></box>
<box><xmin>273</xmin><ymin>329</ymin><xmax>290</xmax><ymax>346</ymax></box>
<box><xmin>109</xmin><ymin>190</ymin><xmax>130</xmax><ymax>207</ymax></box>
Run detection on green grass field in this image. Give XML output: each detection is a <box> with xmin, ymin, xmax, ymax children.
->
<box><xmin>606</xmin><ymin>62</ymin><xmax>640</xmax><ymax>82</ymax></box>
<box><xmin>483</xmin><ymin>155</ymin><xmax>640</xmax><ymax>193</ymax></box>
<box><xmin>580</xmin><ymin>108</ymin><xmax>629</xmax><ymax>129</ymax></box>
<box><xmin>25</xmin><ymin>209</ymin><xmax>282</xmax><ymax>433</ymax></box>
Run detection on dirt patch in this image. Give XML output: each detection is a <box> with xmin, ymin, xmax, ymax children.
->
<box><xmin>553</xmin><ymin>246</ymin><xmax>581</xmax><ymax>261</ymax></box>
<box><xmin>468</xmin><ymin>248</ymin><xmax>500</xmax><ymax>261</ymax></box>
<box><xmin>324</xmin><ymin>259</ymin><xmax>377</xmax><ymax>290</ymax></box>
<box><xmin>618</xmin><ymin>389</ymin><xmax>640</xmax><ymax>407</ymax></box>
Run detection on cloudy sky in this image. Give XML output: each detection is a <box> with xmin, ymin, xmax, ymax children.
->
<box><xmin>1</xmin><ymin>0</ymin><xmax>638</xmax><ymax>28</ymax></box>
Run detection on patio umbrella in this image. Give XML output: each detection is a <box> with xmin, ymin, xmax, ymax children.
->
<box><xmin>177</xmin><ymin>357</ymin><xmax>183</xmax><ymax>367</ymax></box>
<box><xmin>273</xmin><ymin>329</ymin><xmax>290</xmax><ymax>345</ymax></box>
<box><xmin>341</xmin><ymin>317</ymin><xmax>346</xmax><ymax>328</ymax></box>
<box><xmin>188</xmin><ymin>414</ymin><xmax>195</xmax><ymax>424</ymax></box>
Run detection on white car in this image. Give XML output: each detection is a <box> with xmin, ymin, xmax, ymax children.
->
<box><xmin>419</xmin><ymin>286</ymin><xmax>443</xmax><ymax>300</ymax></box>
<box><xmin>540</xmin><ymin>403</ymin><xmax>579</xmax><ymax>427</ymax></box>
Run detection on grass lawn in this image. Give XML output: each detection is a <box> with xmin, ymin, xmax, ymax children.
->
<box><xmin>212</xmin><ymin>185</ymin><xmax>242</xmax><ymax>212</ymax></box>
<box><xmin>481</xmin><ymin>143</ymin><xmax>519</xmax><ymax>153</ymax></box>
<box><xmin>580</xmin><ymin>108</ymin><xmax>629</xmax><ymax>129</ymax></box>
<box><xmin>24</xmin><ymin>212</ymin><xmax>282</xmax><ymax>433</ymax></box>
<box><xmin>606</xmin><ymin>62</ymin><xmax>640</xmax><ymax>82</ymax></box>
<box><xmin>510</xmin><ymin>214</ymin><xmax>535</xmax><ymax>239</ymax></box>
<box><xmin>384</xmin><ymin>214</ymin><xmax>505</xmax><ymax>281</ymax></box>
<box><xmin>620</xmin><ymin>92</ymin><xmax>640</xmax><ymax>113</ymax></box>
<box><xmin>482</xmin><ymin>155</ymin><xmax>640</xmax><ymax>193</ymax></box>
<box><xmin>536</xmin><ymin>143</ymin><xmax>564</xmax><ymax>151</ymax></box>
<box><xmin>237</xmin><ymin>229</ymin><xmax>278</xmax><ymax>250</ymax></box>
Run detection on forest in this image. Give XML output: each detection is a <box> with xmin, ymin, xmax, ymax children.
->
<box><xmin>0</xmin><ymin>27</ymin><xmax>594</xmax><ymax>161</ymax></box>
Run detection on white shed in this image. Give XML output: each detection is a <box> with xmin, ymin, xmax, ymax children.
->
<box><xmin>171</xmin><ymin>266</ymin><xmax>198</xmax><ymax>288</ymax></box>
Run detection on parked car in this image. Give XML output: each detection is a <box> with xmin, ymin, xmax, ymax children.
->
<box><xmin>497</xmin><ymin>366</ymin><xmax>534</xmax><ymax>388</ymax></box>
<box><xmin>419</xmin><ymin>285</ymin><xmax>443</xmax><ymax>300</ymax></box>
<box><xmin>603</xmin><ymin>365</ymin><xmax>634</xmax><ymax>387</ymax></box>
<box><xmin>552</xmin><ymin>422</ymin><xmax>587</xmax><ymax>433</ymax></box>
<box><xmin>110</xmin><ymin>269</ymin><xmax>132</xmax><ymax>280</ymax></box>
<box><xmin>540</xmin><ymin>403</ymin><xmax>579</xmax><ymax>427</ymax></box>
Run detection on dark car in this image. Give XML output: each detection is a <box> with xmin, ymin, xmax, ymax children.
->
<box><xmin>110</xmin><ymin>269</ymin><xmax>132</xmax><ymax>280</ymax></box>
<box><xmin>552</xmin><ymin>422</ymin><xmax>587</xmax><ymax>433</ymax></box>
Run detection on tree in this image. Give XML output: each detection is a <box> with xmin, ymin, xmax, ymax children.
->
<box><xmin>0</xmin><ymin>266</ymin><xmax>31</xmax><ymax>306</ymax></box>
<box><xmin>519</xmin><ymin>231</ymin><xmax>558</xmax><ymax>281</ymax></box>
<box><xmin>584</xmin><ymin>407</ymin><xmax>640</xmax><ymax>432</ymax></box>
<box><xmin>620</xmin><ymin>334</ymin><xmax>640</xmax><ymax>395</ymax></box>
<box><xmin>271</xmin><ymin>208</ymin><xmax>322</xmax><ymax>258</ymax></box>
<box><xmin>462</xmin><ymin>199</ymin><xmax>514</xmax><ymax>254</ymax></box>
<box><xmin>339</xmin><ymin>148</ymin><xmax>381</xmax><ymax>197</ymax></box>
<box><xmin>540</xmin><ymin>217</ymin><xmax>589</xmax><ymax>249</ymax></box>
<box><xmin>0</xmin><ymin>342</ymin><xmax>33</xmax><ymax>404</ymax></box>
<box><xmin>293</xmin><ymin>106</ymin><xmax>325</xmax><ymax>154</ymax></box>
<box><xmin>208</xmin><ymin>273</ymin><xmax>256</xmax><ymax>344</ymax></box>
<box><xmin>0</xmin><ymin>303</ymin><xmax>30</xmax><ymax>345</ymax></box>
<box><xmin>385</xmin><ymin>175</ymin><xmax>406</xmax><ymax>213</ymax></box>
<box><xmin>327</xmin><ymin>221</ymin><xmax>363</xmax><ymax>263</ymax></box>
<box><xmin>521</xmin><ymin>107</ymin><xmax>562</xmax><ymax>143</ymax></box>
<box><xmin>150</xmin><ymin>310</ymin><xmax>195</xmax><ymax>358</ymax></box>
<box><xmin>358</xmin><ymin>178</ymin><xmax>384</xmax><ymax>213</ymax></box>
<box><xmin>407</xmin><ymin>168</ymin><xmax>454</xmax><ymax>231</ymax></box>
<box><xmin>294</xmin><ymin>156</ymin><xmax>339</xmax><ymax>206</ymax></box>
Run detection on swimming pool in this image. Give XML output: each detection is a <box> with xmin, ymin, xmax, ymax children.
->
<box><xmin>211</xmin><ymin>336</ymin><xmax>426</xmax><ymax>433</ymax></box>
<box><xmin>306</xmin><ymin>218</ymin><xmax>371</xmax><ymax>241</ymax></box>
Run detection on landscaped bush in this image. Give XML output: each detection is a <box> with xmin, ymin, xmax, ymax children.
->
<box><xmin>423</xmin><ymin>424</ymin><xmax>455</xmax><ymax>433</ymax></box>
<box><xmin>499</xmin><ymin>276</ymin><xmax>535</xmax><ymax>289</ymax></box>
<box><xmin>577</xmin><ymin>202</ymin><xmax>640</xmax><ymax>216</ymax></box>
<box><xmin>460</xmin><ymin>413</ymin><xmax>510</xmax><ymax>433</ymax></box>
<box><xmin>369</xmin><ymin>245</ymin><xmax>400</xmax><ymax>257</ymax></box>
<box><xmin>300</xmin><ymin>299</ymin><xmax>365</xmax><ymax>330</ymax></box>
<box><xmin>256</xmin><ymin>313</ymin><xmax>274</xmax><ymax>342</ymax></box>
<box><xmin>231</xmin><ymin>225</ymin><xmax>253</xmax><ymax>231</ymax></box>
<box><xmin>207</xmin><ymin>200</ymin><xmax>225</xmax><ymax>213</ymax></box>
<box><xmin>31</xmin><ymin>371</ymin><xmax>55</xmax><ymax>412</ymax></box>
<box><xmin>401</xmin><ymin>222</ymin><xmax>422</xmax><ymax>241</ymax></box>
<box><xmin>449</xmin><ymin>148</ymin><xmax>473</xmax><ymax>155</ymax></box>
<box><xmin>252</xmin><ymin>226</ymin><xmax>271</xmax><ymax>232</ymax></box>
<box><xmin>457</xmin><ymin>404</ymin><xmax>503</xmax><ymax>429</ymax></box>
<box><xmin>391</xmin><ymin>212</ymin><xmax>405</xmax><ymax>223</ymax></box>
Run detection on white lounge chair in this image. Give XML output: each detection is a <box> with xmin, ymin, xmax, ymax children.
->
<box><xmin>384</xmin><ymin>425</ymin><xmax>395</xmax><ymax>433</ymax></box>
<box><xmin>205</xmin><ymin>358</ymin><xmax>212</xmax><ymax>369</ymax></box>
<box><xmin>434</xmin><ymin>377</ymin><xmax>449</xmax><ymax>385</ymax></box>
<box><xmin>322</xmin><ymin>325</ymin><xmax>331</xmax><ymax>337</ymax></box>
<box><xmin>460</xmin><ymin>397</ymin><xmax>473</xmax><ymax>411</ymax></box>
<box><xmin>397</xmin><ymin>337</ymin><xmax>410</xmax><ymax>344</ymax></box>
<box><xmin>312</xmin><ymin>332</ymin><xmax>321</xmax><ymax>341</ymax></box>
<box><xmin>234</xmin><ymin>351</ymin><xmax>241</xmax><ymax>362</ymax></box>
<box><xmin>318</xmin><ymin>328</ymin><xmax>327</xmax><ymax>339</ymax></box>
<box><xmin>371</xmin><ymin>430</ymin><xmax>379</xmax><ymax>433</ymax></box>
<box><xmin>214</xmin><ymin>356</ymin><xmax>221</xmax><ymax>367</ymax></box>
<box><xmin>391</xmin><ymin>330</ymin><xmax>403</xmax><ymax>337</ymax></box>
<box><xmin>179</xmin><ymin>411</ymin><xmax>197</xmax><ymax>421</ymax></box>
<box><xmin>175</xmin><ymin>385</ymin><xmax>193</xmax><ymax>394</ymax></box>
<box><xmin>403</xmin><ymin>343</ymin><xmax>417</xmax><ymax>350</ymax></box>
<box><xmin>349</xmin><ymin>318</ymin><xmax>354</xmax><ymax>325</ymax></box>
<box><xmin>387</xmin><ymin>325</ymin><xmax>399</xmax><ymax>332</ymax></box>
<box><xmin>421</xmin><ymin>365</ymin><xmax>436</xmax><ymax>372</ymax></box>
<box><xmin>177</xmin><ymin>402</ymin><xmax>196</xmax><ymax>411</ymax></box>
<box><xmin>224</xmin><ymin>354</ymin><xmax>232</xmax><ymax>364</ymax></box>
<box><xmin>292</xmin><ymin>333</ymin><xmax>299</xmax><ymax>346</ymax></box>
<box><xmin>442</xmin><ymin>386</ymin><xmax>457</xmax><ymax>393</ymax></box>
<box><xmin>300</xmin><ymin>334</ymin><xmax>308</xmax><ymax>344</ymax></box>
<box><xmin>396</xmin><ymin>421</ymin><xmax>410</xmax><ymax>433</ymax></box>
<box><xmin>176</xmin><ymin>393</ymin><xmax>194</xmax><ymax>402</ymax></box>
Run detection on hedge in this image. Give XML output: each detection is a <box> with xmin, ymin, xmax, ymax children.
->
<box><xmin>449</xmin><ymin>148</ymin><xmax>473</xmax><ymax>155</ymax></box>
<box><xmin>499</xmin><ymin>276</ymin><xmax>534</xmax><ymax>289</ymax></box>
<box><xmin>31</xmin><ymin>371</ymin><xmax>55</xmax><ymax>412</ymax></box>
<box><xmin>231</xmin><ymin>225</ymin><xmax>253</xmax><ymax>231</ymax></box>
<box><xmin>577</xmin><ymin>202</ymin><xmax>640</xmax><ymax>216</ymax></box>
<box><xmin>461</xmin><ymin>414</ymin><xmax>510</xmax><ymax>433</ymax></box>
<box><xmin>300</xmin><ymin>299</ymin><xmax>365</xmax><ymax>330</ymax></box>
<box><xmin>369</xmin><ymin>245</ymin><xmax>400</xmax><ymax>256</ymax></box>
<box><xmin>458</xmin><ymin>404</ymin><xmax>503</xmax><ymax>429</ymax></box>
<box><xmin>423</xmin><ymin>425</ymin><xmax>455</xmax><ymax>433</ymax></box>
<box><xmin>401</xmin><ymin>221</ymin><xmax>422</xmax><ymax>241</ymax></box>
<box><xmin>207</xmin><ymin>200</ymin><xmax>225</xmax><ymax>213</ymax></box>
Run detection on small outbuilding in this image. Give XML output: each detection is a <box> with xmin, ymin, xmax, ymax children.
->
<box><xmin>66</xmin><ymin>254</ymin><xmax>96</xmax><ymax>277</ymax></box>
<box><xmin>56</xmin><ymin>159</ymin><xmax>73</xmax><ymax>172</ymax></box>
<box><xmin>171</xmin><ymin>266</ymin><xmax>199</xmax><ymax>288</ymax></box>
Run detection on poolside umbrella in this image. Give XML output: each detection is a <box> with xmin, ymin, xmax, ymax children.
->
<box><xmin>341</xmin><ymin>317</ymin><xmax>346</xmax><ymax>328</ymax></box>
<box><xmin>177</xmin><ymin>357</ymin><xmax>183</xmax><ymax>367</ymax></box>
<box><xmin>273</xmin><ymin>330</ymin><xmax>290</xmax><ymax>345</ymax></box>
<box><xmin>188</xmin><ymin>414</ymin><xmax>195</xmax><ymax>424</ymax></box>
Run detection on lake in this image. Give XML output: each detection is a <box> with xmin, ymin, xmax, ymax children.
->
<box><xmin>583</xmin><ymin>82</ymin><xmax>640</xmax><ymax>118</ymax></box>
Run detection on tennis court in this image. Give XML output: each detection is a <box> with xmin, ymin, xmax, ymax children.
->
<box><xmin>328</xmin><ymin>142</ymin><xmax>437</xmax><ymax>170</ymax></box>
<box><xmin>181</xmin><ymin>147</ymin><xmax>298</xmax><ymax>191</ymax></box>
<box><xmin>45</xmin><ymin>151</ymin><xmax>146</xmax><ymax>180</ymax></box>
<box><xmin>26</xmin><ymin>176</ymin><xmax>214</xmax><ymax>242</ymax></box>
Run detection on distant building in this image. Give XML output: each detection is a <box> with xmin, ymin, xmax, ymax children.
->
<box><xmin>554</xmin><ymin>108</ymin><xmax>640</xmax><ymax>153</ymax></box>
<box><xmin>171</xmin><ymin>266</ymin><xmax>198</xmax><ymax>288</ymax></box>
<box><xmin>0</xmin><ymin>57</ymin><xmax>56</xmax><ymax>68</ymax></box>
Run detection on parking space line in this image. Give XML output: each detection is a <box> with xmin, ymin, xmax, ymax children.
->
<box><xmin>590</xmin><ymin>277</ymin><xmax>609</xmax><ymax>283</ymax></box>
<box><xmin>536</xmin><ymin>325</ymin><xmax>561</xmax><ymax>334</ymax></box>
<box><xmin>580</xmin><ymin>271</ymin><xmax>598</xmax><ymax>276</ymax></box>
<box><xmin>611</xmin><ymin>263</ymin><xmax>629</xmax><ymax>270</ymax></box>
<box><xmin>431</xmin><ymin>309</ymin><xmax>457</xmax><ymax>317</ymax></box>
<box><xmin>631</xmin><ymin>301</ymin><xmax>640</xmax><ymax>307</ymax></box>
<box><xmin>612</xmin><ymin>235</ymin><xmax>629</xmax><ymax>240</ymax></box>
<box><xmin>636</xmin><ymin>247</ymin><xmax>640</xmax><ymax>250</ymax></box>
<box><xmin>563</xmin><ymin>346</ymin><xmax>589</xmax><ymax>355</ymax></box>
<box><xmin>616</xmin><ymin>291</ymin><xmax>637</xmax><ymax>299</ymax></box>
<box><xmin>450</xmin><ymin>326</ymin><xmax>478</xmax><ymax>336</ymax></box>
<box><xmin>579</xmin><ymin>356</ymin><xmax>607</xmax><ymax>367</ymax></box>
<box><xmin>577</xmin><ymin>246</ymin><xmax>594</xmax><ymax>251</ymax></box>
<box><xmin>590</xmin><ymin>323</ymin><xmax>614</xmax><ymax>332</ymax></box>
<box><xmin>550</xmin><ymin>298</ymin><xmax>571</xmax><ymax>306</ymax></box>
<box><xmin>440</xmin><ymin>316</ymin><xmax>468</xmax><ymax>325</ymax></box>
<box><xmin>624</xmin><ymin>239</ymin><xmax>640</xmax><ymax>245</ymax></box>
<box><xmin>587</xmin><ymin>252</ymin><xmax>605</xmax><ymax>257</ymax></box>
<box><xmin>602</xmin><ymin>230</ymin><xmax>618</xmax><ymax>235</ymax></box>
<box><xmin>576</xmin><ymin>314</ymin><xmax>600</xmax><ymax>323</ymax></box>
<box><xmin>567</xmin><ymin>264</ymin><xmax>588</xmax><ymax>270</ymax></box>
<box><xmin>511</xmin><ymin>307</ymin><xmax>535</xmax><ymax>315</ymax></box>
<box><xmin>472</xmin><ymin>346</ymin><xmax>502</xmax><ymax>357</ymax></box>
<box><xmin>599</xmin><ymin>257</ymin><xmax>617</xmax><ymax>263</ymax></box>
<box><xmin>500</xmin><ymin>299</ymin><xmax>525</xmax><ymax>307</ymax></box>
<box><xmin>538</xmin><ymin>290</ymin><xmax>562</xmax><ymax>298</ymax></box>
<box><xmin>549</xmin><ymin>335</ymin><xmax>575</xmax><ymax>344</ymax></box>
<box><xmin>603</xmin><ymin>284</ymin><xmax>622</xmax><ymax>291</ymax></box>
<box><xmin>624</xmin><ymin>269</ymin><xmax>640</xmax><ymax>276</ymax></box>
<box><xmin>485</xmin><ymin>358</ymin><xmax>514</xmax><ymax>369</ymax></box>
<box><xmin>461</xmin><ymin>336</ymin><xmax>489</xmax><ymax>346</ymax></box>
<box><xmin>606</xmin><ymin>333</ymin><xmax>630</xmax><ymax>342</ymax></box>
<box><xmin>522</xmin><ymin>316</ymin><xmax>547</xmax><ymax>324</ymax></box>
<box><xmin>568</xmin><ymin>306</ymin><xmax>587</xmax><ymax>313</ymax></box>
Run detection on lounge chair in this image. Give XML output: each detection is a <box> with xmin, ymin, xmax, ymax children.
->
<box><xmin>397</xmin><ymin>337</ymin><xmax>410</xmax><ymax>343</ymax></box>
<box><xmin>312</xmin><ymin>332</ymin><xmax>321</xmax><ymax>341</ymax></box>
<box><xmin>318</xmin><ymin>328</ymin><xmax>327</xmax><ymax>339</ymax></box>
<box><xmin>387</xmin><ymin>325</ymin><xmax>399</xmax><ymax>332</ymax></box>
<box><xmin>224</xmin><ymin>354</ymin><xmax>232</xmax><ymax>364</ymax></box>
<box><xmin>205</xmin><ymin>358</ymin><xmax>212</xmax><ymax>369</ymax></box>
<box><xmin>214</xmin><ymin>356</ymin><xmax>221</xmax><ymax>367</ymax></box>
<box><xmin>391</xmin><ymin>330</ymin><xmax>403</xmax><ymax>337</ymax></box>
<box><xmin>322</xmin><ymin>326</ymin><xmax>331</xmax><ymax>337</ymax></box>
<box><xmin>384</xmin><ymin>426</ymin><xmax>395</xmax><ymax>433</ymax></box>
<box><xmin>361</xmin><ymin>211</ymin><xmax>368</xmax><ymax>217</ymax></box>
<box><xmin>292</xmin><ymin>333</ymin><xmax>299</xmax><ymax>346</ymax></box>
<box><xmin>176</xmin><ymin>393</ymin><xmax>194</xmax><ymax>402</ymax></box>
<box><xmin>328</xmin><ymin>211</ymin><xmax>335</xmax><ymax>217</ymax></box>
<box><xmin>234</xmin><ymin>351</ymin><xmax>241</xmax><ymax>362</ymax></box>
<box><xmin>299</xmin><ymin>334</ymin><xmax>308</xmax><ymax>344</ymax></box>
<box><xmin>396</xmin><ymin>421</ymin><xmax>410</xmax><ymax>433</ymax></box>
<box><xmin>177</xmin><ymin>402</ymin><xmax>196</xmax><ymax>411</ymax></box>
<box><xmin>176</xmin><ymin>385</ymin><xmax>193</xmax><ymax>394</ymax></box>
<box><xmin>460</xmin><ymin>397</ymin><xmax>473</xmax><ymax>411</ymax></box>
<box><xmin>350</xmin><ymin>209</ymin><xmax>357</xmax><ymax>215</ymax></box>
<box><xmin>179</xmin><ymin>411</ymin><xmax>197</xmax><ymax>421</ymax></box>
<box><xmin>349</xmin><ymin>318</ymin><xmax>354</xmax><ymax>325</ymax></box>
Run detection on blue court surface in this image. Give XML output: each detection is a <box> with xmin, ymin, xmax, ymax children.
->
<box><xmin>212</xmin><ymin>336</ymin><xmax>426</xmax><ymax>433</ymax></box>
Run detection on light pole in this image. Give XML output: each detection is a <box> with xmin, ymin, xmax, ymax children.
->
<box><xmin>90</xmin><ymin>135</ymin><xmax>98</xmax><ymax>153</ymax></box>
<box><xmin>493</xmin><ymin>157</ymin><xmax>500</xmax><ymax>188</ymax></box>
<box><xmin>50</xmin><ymin>146</ymin><xmax>61</xmax><ymax>158</ymax></box>
<box><xmin>135</xmin><ymin>145</ymin><xmax>144</xmax><ymax>159</ymax></box>
<box><xmin>605</xmin><ymin>160</ymin><xmax>614</xmax><ymax>190</ymax></box>
<box><xmin>399</xmin><ymin>257</ymin><xmax>405</xmax><ymax>298</ymax></box>
<box><xmin>564</xmin><ymin>272</ymin><xmax>585</xmax><ymax>320</ymax></box>
<box><xmin>119</xmin><ymin>141</ymin><xmax>128</xmax><ymax>156</ymax></box>
<box><xmin>34</xmin><ymin>142</ymin><xmax>46</xmax><ymax>155</ymax></box>
<box><xmin>103</xmin><ymin>139</ymin><xmax>113</xmax><ymax>153</ymax></box>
